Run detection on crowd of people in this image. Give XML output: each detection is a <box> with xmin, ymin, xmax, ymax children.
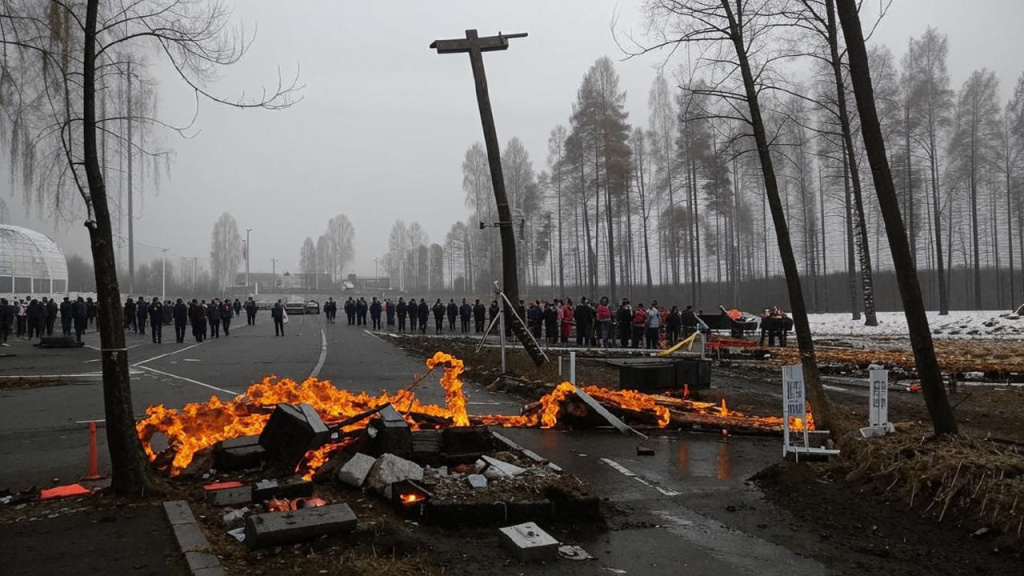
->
<box><xmin>1</xmin><ymin>290</ymin><xmax>792</xmax><ymax>350</ymax></box>
<box><xmin>332</xmin><ymin>295</ymin><xmax>732</xmax><ymax>350</ymax></box>
<box><xmin>0</xmin><ymin>295</ymin><xmax>97</xmax><ymax>345</ymax></box>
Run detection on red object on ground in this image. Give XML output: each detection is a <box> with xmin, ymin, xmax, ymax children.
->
<box><xmin>38</xmin><ymin>484</ymin><xmax>92</xmax><ymax>500</ymax></box>
<box><xmin>294</xmin><ymin>497</ymin><xmax>328</xmax><ymax>509</ymax></box>
<box><xmin>202</xmin><ymin>481</ymin><xmax>245</xmax><ymax>491</ymax></box>
<box><xmin>82</xmin><ymin>421</ymin><xmax>104</xmax><ymax>480</ymax></box>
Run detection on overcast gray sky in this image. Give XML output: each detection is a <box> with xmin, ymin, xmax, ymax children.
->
<box><xmin>5</xmin><ymin>0</ymin><xmax>1024</xmax><ymax>279</ymax></box>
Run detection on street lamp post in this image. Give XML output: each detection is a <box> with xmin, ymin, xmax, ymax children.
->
<box><xmin>374</xmin><ymin>257</ymin><xmax>379</xmax><ymax>292</ymax></box>
<box><xmin>271</xmin><ymin>258</ymin><xmax>278</xmax><ymax>291</ymax></box>
<box><xmin>245</xmin><ymin>228</ymin><xmax>252</xmax><ymax>290</ymax></box>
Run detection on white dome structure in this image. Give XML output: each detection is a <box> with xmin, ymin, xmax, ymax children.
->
<box><xmin>0</xmin><ymin>224</ymin><xmax>69</xmax><ymax>295</ymax></box>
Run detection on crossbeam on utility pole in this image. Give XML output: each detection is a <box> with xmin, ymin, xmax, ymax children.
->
<box><xmin>430</xmin><ymin>29</ymin><xmax>545</xmax><ymax>366</ymax></box>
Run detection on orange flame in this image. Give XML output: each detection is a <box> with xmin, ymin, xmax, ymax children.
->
<box><xmin>400</xmin><ymin>493</ymin><xmax>425</xmax><ymax>504</ymax></box>
<box><xmin>425</xmin><ymin>352</ymin><xmax>469</xmax><ymax>427</ymax></box>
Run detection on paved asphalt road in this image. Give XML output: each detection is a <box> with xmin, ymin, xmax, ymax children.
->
<box><xmin>0</xmin><ymin>313</ymin><xmax>825</xmax><ymax>575</ymax></box>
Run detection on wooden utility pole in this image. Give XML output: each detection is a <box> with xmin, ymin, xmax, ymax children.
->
<box><xmin>431</xmin><ymin>29</ymin><xmax>547</xmax><ymax>366</ymax></box>
<box><xmin>430</xmin><ymin>29</ymin><xmax>525</xmax><ymax>314</ymax></box>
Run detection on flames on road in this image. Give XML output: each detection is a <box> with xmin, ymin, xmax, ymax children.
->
<box><xmin>137</xmin><ymin>351</ymin><xmax>813</xmax><ymax>478</ymax></box>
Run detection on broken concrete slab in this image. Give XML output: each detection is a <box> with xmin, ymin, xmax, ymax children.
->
<box><xmin>478</xmin><ymin>455</ymin><xmax>526</xmax><ymax>478</ymax></box>
<box><xmin>467</xmin><ymin>474</ymin><xmax>487</xmax><ymax>489</ymax></box>
<box><xmin>244</xmin><ymin>503</ymin><xmax>357</xmax><ymax>549</ymax></box>
<box><xmin>209</xmin><ymin>485</ymin><xmax>252</xmax><ymax>507</ymax></box>
<box><xmin>251</xmin><ymin>476</ymin><xmax>313</xmax><ymax>502</ymax></box>
<box><xmin>498</xmin><ymin>521</ymin><xmax>560</xmax><ymax>562</ymax></box>
<box><xmin>336</xmin><ymin>453</ymin><xmax>377</xmax><ymax>488</ymax></box>
<box><xmin>366</xmin><ymin>453</ymin><xmax>423</xmax><ymax>494</ymax></box>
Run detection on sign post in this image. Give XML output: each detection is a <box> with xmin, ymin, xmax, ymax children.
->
<box><xmin>861</xmin><ymin>368</ymin><xmax>894</xmax><ymax>437</ymax></box>
<box><xmin>782</xmin><ymin>364</ymin><xmax>806</xmax><ymax>458</ymax></box>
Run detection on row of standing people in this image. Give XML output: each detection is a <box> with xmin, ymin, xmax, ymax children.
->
<box><xmin>123</xmin><ymin>295</ymin><xmax>263</xmax><ymax>343</ymax></box>
<box><xmin>0</xmin><ymin>295</ymin><xmax>97</xmax><ymax>344</ymax></box>
<box><xmin>337</xmin><ymin>296</ymin><xmax>492</xmax><ymax>334</ymax></box>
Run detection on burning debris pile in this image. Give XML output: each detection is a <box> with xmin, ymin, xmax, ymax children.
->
<box><xmin>137</xmin><ymin>351</ymin><xmax>812</xmax><ymax>479</ymax></box>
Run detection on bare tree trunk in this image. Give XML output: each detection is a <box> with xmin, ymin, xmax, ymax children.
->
<box><xmin>843</xmin><ymin>154</ymin><xmax>860</xmax><ymax>319</ymax></box>
<box><xmin>720</xmin><ymin>1</ymin><xmax>836</xmax><ymax>432</ymax></box>
<box><xmin>825</xmin><ymin>0</ymin><xmax>877</xmax><ymax>325</ymax></box>
<box><xmin>837</xmin><ymin>0</ymin><xmax>957</xmax><ymax>435</ymax></box>
<box><xmin>83</xmin><ymin>0</ymin><xmax>159</xmax><ymax>497</ymax></box>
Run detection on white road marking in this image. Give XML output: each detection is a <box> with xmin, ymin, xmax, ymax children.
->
<box><xmin>137</xmin><ymin>365</ymin><xmax>236</xmax><ymax>396</ymax></box>
<box><xmin>600</xmin><ymin>457</ymin><xmax>680</xmax><ymax>497</ymax></box>
<box><xmin>131</xmin><ymin>343</ymin><xmax>202</xmax><ymax>367</ymax></box>
<box><xmin>309</xmin><ymin>327</ymin><xmax>328</xmax><ymax>379</ymax></box>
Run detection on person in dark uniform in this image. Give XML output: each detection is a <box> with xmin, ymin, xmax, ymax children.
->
<box><xmin>473</xmin><ymin>299</ymin><xmax>486</xmax><ymax>333</ymax></box>
<box><xmin>344</xmin><ymin>297</ymin><xmax>355</xmax><ymax>325</ymax></box>
<box><xmin>32</xmin><ymin>298</ymin><xmax>46</xmax><ymax>338</ymax></box>
<box><xmin>244</xmin><ymin>296</ymin><xmax>257</xmax><ymax>325</ymax></box>
<box><xmin>86</xmin><ymin>297</ymin><xmax>97</xmax><ymax>330</ymax></box>
<box><xmin>446</xmin><ymin>299</ymin><xmax>458</xmax><ymax>331</ymax></box>
<box><xmin>220</xmin><ymin>298</ymin><xmax>233</xmax><ymax>336</ymax></box>
<box><xmin>60</xmin><ymin>296</ymin><xmax>73</xmax><ymax>337</ymax></box>
<box><xmin>135</xmin><ymin>296</ymin><xmax>148</xmax><ymax>336</ymax></box>
<box><xmin>408</xmin><ymin>298</ymin><xmax>418</xmax><ymax>332</ymax></box>
<box><xmin>666</xmin><ymin>305</ymin><xmax>682</xmax><ymax>345</ymax></box>
<box><xmin>432</xmin><ymin>299</ymin><xmax>445</xmax><ymax>334</ymax></box>
<box><xmin>459</xmin><ymin>299</ymin><xmax>472</xmax><ymax>333</ymax></box>
<box><xmin>616</xmin><ymin>299</ymin><xmax>632</xmax><ymax>348</ymax></box>
<box><xmin>0</xmin><ymin>298</ymin><xmax>12</xmax><ymax>345</ymax></box>
<box><xmin>574</xmin><ymin>297</ymin><xmax>594</xmax><ymax>347</ymax></box>
<box><xmin>124</xmin><ymin>297</ymin><xmax>136</xmax><ymax>331</ymax></box>
<box><xmin>681</xmin><ymin>305</ymin><xmax>699</xmax><ymax>338</ymax></box>
<box><xmin>149</xmin><ymin>296</ymin><xmax>163</xmax><ymax>343</ymax></box>
<box><xmin>73</xmin><ymin>297</ymin><xmax>88</xmax><ymax>342</ymax></box>
<box><xmin>324</xmin><ymin>297</ymin><xmax>336</xmax><ymax>323</ymax></box>
<box><xmin>271</xmin><ymin>299</ymin><xmax>285</xmax><ymax>336</ymax></box>
<box><xmin>233</xmin><ymin>298</ymin><xmax>241</xmax><ymax>318</ymax></box>
<box><xmin>44</xmin><ymin>297</ymin><xmax>57</xmax><ymax>335</ymax></box>
<box><xmin>488</xmin><ymin>300</ymin><xmax>499</xmax><ymax>330</ymax></box>
<box><xmin>189</xmin><ymin>299</ymin><xmax>206</xmax><ymax>342</ymax></box>
<box><xmin>396</xmin><ymin>297</ymin><xmax>407</xmax><ymax>332</ymax></box>
<box><xmin>207</xmin><ymin>299</ymin><xmax>221</xmax><ymax>338</ymax></box>
<box><xmin>369</xmin><ymin>297</ymin><xmax>382</xmax><ymax>330</ymax></box>
<box><xmin>418</xmin><ymin>299</ymin><xmax>430</xmax><ymax>335</ymax></box>
<box><xmin>385</xmin><ymin>299</ymin><xmax>395</xmax><ymax>329</ymax></box>
<box><xmin>173</xmin><ymin>298</ymin><xmax>188</xmax><ymax>343</ymax></box>
<box><xmin>544</xmin><ymin>302</ymin><xmax>559</xmax><ymax>344</ymax></box>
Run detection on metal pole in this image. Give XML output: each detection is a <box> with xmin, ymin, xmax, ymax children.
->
<box><xmin>569</xmin><ymin>351</ymin><xmax>576</xmax><ymax>385</ymax></box>
<box><xmin>126</xmin><ymin>59</ymin><xmax>134</xmax><ymax>295</ymax></box>
<box><xmin>271</xmin><ymin>258</ymin><xmax>277</xmax><ymax>290</ymax></box>
<box><xmin>498</xmin><ymin>287</ymin><xmax>507</xmax><ymax>374</ymax></box>
<box><xmin>161</xmin><ymin>248</ymin><xmax>168</xmax><ymax>301</ymax></box>
<box><xmin>245</xmin><ymin>228</ymin><xmax>252</xmax><ymax>289</ymax></box>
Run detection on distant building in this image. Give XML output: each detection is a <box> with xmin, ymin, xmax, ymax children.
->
<box><xmin>235</xmin><ymin>271</ymin><xmax>333</xmax><ymax>291</ymax></box>
<box><xmin>0</xmin><ymin>224</ymin><xmax>69</xmax><ymax>295</ymax></box>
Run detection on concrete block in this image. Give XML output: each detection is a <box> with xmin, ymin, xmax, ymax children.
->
<box><xmin>209</xmin><ymin>486</ymin><xmax>252</xmax><ymax>507</ymax></box>
<box><xmin>336</xmin><ymin>453</ymin><xmax>377</xmax><ymax>488</ymax></box>
<box><xmin>244</xmin><ymin>503</ymin><xmax>357</xmax><ymax>549</ymax></box>
<box><xmin>215</xmin><ymin>435</ymin><xmax>266</xmax><ymax>471</ymax></box>
<box><xmin>366</xmin><ymin>453</ymin><xmax>423</xmax><ymax>494</ymax></box>
<box><xmin>498</xmin><ymin>522</ymin><xmax>559</xmax><ymax>562</ymax></box>
<box><xmin>467</xmin><ymin>474</ymin><xmax>487</xmax><ymax>489</ymax></box>
<box><xmin>163</xmin><ymin>500</ymin><xmax>198</xmax><ymax>527</ymax></box>
<box><xmin>251</xmin><ymin>476</ymin><xmax>313</xmax><ymax>502</ymax></box>
<box><xmin>172</xmin><ymin>522</ymin><xmax>211</xmax><ymax>552</ymax></box>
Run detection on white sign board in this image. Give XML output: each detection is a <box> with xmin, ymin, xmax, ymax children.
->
<box><xmin>782</xmin><ymin>364</ymin><xmax>805</xmax><ymax>455</ymax></box>
<box><xmin>869</xmin><ymin>369</ymin><xmax>889</xmax><ymax>427</ymax></box>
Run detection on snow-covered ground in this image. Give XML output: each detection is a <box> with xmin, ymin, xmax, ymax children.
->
<box><xmin>806</xmin><ymin>310</ymin><xmax>1024</xmax><ymax>340</ymax></box>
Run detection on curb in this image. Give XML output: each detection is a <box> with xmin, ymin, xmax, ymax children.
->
<box><xmin>164</xmin><ymin>500</ymin><xmax>226</xmax><ymax>576</ymax></box>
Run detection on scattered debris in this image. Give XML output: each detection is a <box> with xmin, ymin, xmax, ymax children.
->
<box><xmin>558</xmin><ymin>545</ymin><xmax>594</xmax><ymax>560</ymax></box>
<box><xmin>366</xmin><ymin>454</ymin><xmax>424</xmax><ymax>496</ymax></box>
<box><xmin>498</xmin><ymin>521</ymin><xmax>559</xmax><ymax>562</ymax></box>
<box><xmin>38</xmin><ymin>484</ymin><xmax>91</xmax><ymax>501</ymax></box>
<box><xmin>467</xmin><ymin>474</ymin><xmax>487</xmax><ymax>489</ymax></box>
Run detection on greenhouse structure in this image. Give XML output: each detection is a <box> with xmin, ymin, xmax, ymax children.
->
<box><xmin>0</xmin><ymin>224</ymin><xmax>69</xmax><ymax>296</ymax></box>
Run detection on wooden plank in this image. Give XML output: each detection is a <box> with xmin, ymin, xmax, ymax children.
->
<box><xmin>573</xmin><ymin>388</ymin><xmax>631</xmax><ymax>434</ymax></box>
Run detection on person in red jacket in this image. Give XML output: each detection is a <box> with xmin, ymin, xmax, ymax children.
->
<box><xmin>595</xmin><ymin>296</ymin><xmax>613</xmax><ymax>348</ymax></box>
<box><xmin>560</xmin><ymin>298</ymin><xmax>574</xmax><ymax>344</ymax></box>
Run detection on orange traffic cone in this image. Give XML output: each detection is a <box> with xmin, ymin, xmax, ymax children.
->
<box><xmin>82</xmin><ymin>421</ymin><xmax>103</xmax><ymax>480</ymax></box>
